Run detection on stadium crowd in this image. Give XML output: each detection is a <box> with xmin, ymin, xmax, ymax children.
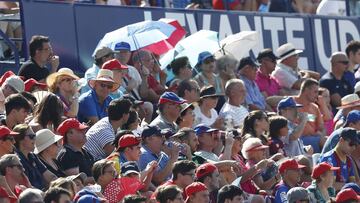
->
<box><xmin>0</xmin><ymin>35</ymin><xmax>358</xmax><ymax>203</ymax></box>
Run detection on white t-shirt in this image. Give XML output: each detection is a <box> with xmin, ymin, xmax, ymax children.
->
<box><xmin>219</xmin><ymin>102</ymin><xmax>249</xmax><ymax>129</ymax></box>
<box><xmin>316</xmin><ymin>0</ymin><xmax>346</xmax><ymax>16</ymax></box>
<box><xmin>193</xmin><ymin>106</ymin><xmax>218</xmax><ymax>127</ymax></box>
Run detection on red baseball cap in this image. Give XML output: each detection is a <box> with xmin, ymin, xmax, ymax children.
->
<box><xmin>56</xmin><ymin>118</ymin><xmax>89</xmax><ymax>136</ymax></box>
<box><xmin>102</xmin><ymin>59</ymin><xmax>128</xmax><ymax>71</ymax></box>
<box><xmin>118</xmin><ymin>134</ymin><xmax>141</xmax><ymax>149</ymax></box>
<box><xmin>24</xmin><ymin>78</ymin><xmax>47</xmax><ymax>92</ymax></box>
<box><xmin>245</xmin><ymin>143</ymin><xmax>269</xmax><ymax>152</ymax></box>
<box><xmin>336</xmin><ymin>188</ymin><xmax>360</xmax><ymax>202</ymax></box>
<box><xmin>0</xmin><ymin>126</ymin><xmax>18</xmax><ymax>139</ymax></box>
<box><xmin>279</xmin><ymin>159</ymin><xmax>306</xmax><ymax>173</ymax></box>
<box><xmin>312</xmin><ymin>162</ymin><xmax>340</xmax><ymax>179</ymax></box>
<box><xmin>195</xmin><ymin>163</ymin><xmax>217</xmax><ymax>180</ymax></box>
<box><xmin>185</xmin><ymin>182</ymin><xmax>208</xmax><ymax>203</ymax></box>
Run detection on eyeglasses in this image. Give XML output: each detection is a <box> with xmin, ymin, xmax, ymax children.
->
<box><xmin>337</xmin><ymin>61</ymin><xmax>349</xmax><ymax>65</ymax></box>
<box><xmin>26</xmin><ymin>134</ymin><xmax>36</xmax><ymax>140</ymax></box>
<box><xmin>99</xmin><ymin>83</ymin><xmax>113</xmax><ymax>90</ymax></box>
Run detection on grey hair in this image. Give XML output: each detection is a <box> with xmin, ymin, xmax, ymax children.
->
<box><xmin>132</xmin><ymin>49</ymin><xmax>151</xmax><ymax>63</ymax></box>
<box><xmin>225</xmin><ymin>78</ymin><xmax>244</xmax><ymax>96</ymax></box>
<box><xmin>216</xmin><ymin>55</ymin><xmax>238</xmax><ymax>71</ymax></box>
<box><xmin>18</xmin><ymin>188</ymin><xmax>44</xmax><ymax>203</ymax></box>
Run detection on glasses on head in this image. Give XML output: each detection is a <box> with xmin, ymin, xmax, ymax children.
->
<box><xmin>99</xmin><ymin>83</ymin><xmax>113</xmax><ymax>90</ymax></box>
<box><xmin>203</xmin><ymin>58</ymin><xmax>215</xmax><ymax>64</ymax></box>
<box><xmin>26</xmin><ymin>134</ymin><xmax>36</xmax><ymax>140</ymax></box>
<box><xmin>1</xmin><ymin>136</ymin><xmax>14</xmax><ymax>142</ymax></box>
<box><xmin>337</xmin><ymin>61</ymin><xmax>349</xmax><ymax>65</ymax></box>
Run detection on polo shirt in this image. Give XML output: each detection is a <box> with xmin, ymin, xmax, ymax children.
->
<box><xmin>219</xmin><ymin>102</ymin><xmax>249</xmax><ymax>129</ymax></box>
<box><xmin>18</xmin><ymin>59</ymin><xmax>50</xmax><ymax>81</ymax></box>
<box><xmin>272</xmin><ymin>63</ymin><xmax>300</xmax><ymax>95</ymax></box>
<box><xmin>319</xmin><ymin>150</ymin><xmax>355</xmax><ymax>183</ymax></box>
<box><xmin>255</xmin><ymin>70</ymin><xmax>281</xmax><ymax>96</ymax></box>
<box><xmin>84</xmin><ymin>117</ymin><xmax>115</xmax><ymax>161</ymax></box>
<box><xmin>239</xmin><ymin>75</ymin><xmax>266</xmax><ymax>110</ymax></box>
<box><xmin>16</xmin><ymin>150</ymin><xmax>47</xmax><ymax>189</ymax></box>
<box><xmin>56</xmin><ymin>144</ymin><xmax>95</xmax><ymax>177</ymax></box>
<box><xmin>78</xmin><ymin>89</ymin><xmax>112</xmax><ymax>123</ymax></box>
<box><xmin>138</xmin><ymin>145</ymin><xmax>171</xmax><ymax>181</ymax></box>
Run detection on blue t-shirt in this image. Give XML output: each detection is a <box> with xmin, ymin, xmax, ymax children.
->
<box><xmin>321</xmin><ymin>128</ymin><xmax>342</xmax><ymax>156</ymax></box>
<box><xmin>78</xmin><ymin>89</ymin><xmax>112</xmax><ymax>123</ymax></box>
<box><xmin>138</xmin><ymin>145</ymin><xmax>171</xmax><ymax>181</ymax></box>
<box><xmin>319</xmin><ymin>150</ymin><xmax>355</xmax><ymax>183</ymax></box>
<box><xmin>274</xmin><ymin>182</ymin><xmax>290</xmax><ymax>203</ymax></box>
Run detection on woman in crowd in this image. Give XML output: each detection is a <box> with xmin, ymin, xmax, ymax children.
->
<box><xmin>49</xmin><ymin>177</ymin><xmax>77</xmax><ymax>198</ymax></box>
<box><xmin>122</xmin><ymin>110</ymin><xmax>141</xmax><ymax>135</ymax></box>
<box><xmin>241</xmin><ymin>110</ymin><xmax>270</xmax><ymax>145</ymax></box>
<box><xmin>29</xmin><ymin>93</ymin><xmax>64</xmax><ymax>133</ymax></box>
<box><xmin>156</xmin><ymin>185</ymin><xmax>184</xmax><ymax>203</ymax></box>
<box><xmin>34</xmin><ymin>129</ymin><xmax>65</xmax><ymax>178</ymax></box>
<box><xmin>176</xmin><ymin>103</ymin><xmax>195</xmax><ymax>129</ymax></box>
<box><xmin>268</xmin><ymin>116</ymin><xmax>288</xmax><ymax>156</ymax></box>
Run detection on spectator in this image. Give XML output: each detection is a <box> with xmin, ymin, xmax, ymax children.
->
<box><xmin>120</xmin><ymin>161</ymin><xmax>156</xmax><ymax>192</ymax></box>
<box><xmin>73</xmin><ymin>189</ymin><xmax>107</xmax><ymax>203</ymax></box>
<box><xmin>341</xmin><ymin>182</ymin><xmax>360</xmax><ymax>195</ymax></box>
<box><xmin>150</xmin><ymin>92</ymin><xmax>185</xmax><ymax>132</ymax></box>
<box><xmin>49</xmin><ymin>177</ymin><xmax>76</xmax><ymax>198</ymax></box>
<box><xmin>334</xmin><ymin>94</ymin><xmax>360</xmax><ymax>130</ymax></box>
<box><xmin>217</xmin><ymin>184</ymin><xmax>243</xmax><ymax>203</ymax></box>
<box><xmin>34</xmin><ymin>129</ymin><xmax>65</xmax><ymax>178</ymax></box>
<box><xmin>138</xmin><ymin>125</ymin><xmax>179</xmax><ymax>185</ymax></box>
<box><xmin>56</xmin><ymin>118</ymin><xmax>94</xmax><ymax>178</ymax></box>
<box><xmin>185</xmin><ymin>182</ymin><xmax>209</xmax><ymax>203</ymax></box>
<box><xmin>318</xmin><ymin>87</ymin><xmax>334</xmax><ymax>136</ymax></box>
<box><xmin>122</xmin><ymin>110</ymin><xmax>141</xmax><ymax>134</ymax></box>
<box><xmin>316</xmin><ymin>0</ymin><xmax>347</xmax><ymax>16</ymax></box>
<box><xmin>167</xmin><ymin>56</ymin><xmax>192</xmax><ymax>87</ymax></box>
<box><xmin>0</xmin><ymin>76</ymin><xmax>25</xmax><ymax>115</ymax></box>
<box><xmin>101</xmin><ymin>58</ymin><xmax>128</xmax><ymax>99</ymax></box>
<box><xmin>29</xmin><ymin>93</ymin><xmax>64</xmax><ymax>133</ymax></box>
<box><xmin>46</xmin><ymin>68</ymin><xmax>80</xmax><ymax>118</ymax></box>
<box><xmin>268</xmin><ymin>115</ymin><xmax>288</xmax><ymax>156</ymax></box>
<box><xmin>84</xmin><ymin>98</ymin><xmax>131</xmax><ymax>161</ymax></box>
<box><xmin>156</xmin><ymin>185</ymin><xmax>184</xmax><ymax>203</ymax></box>
<box><xmin>0</xmin><ymin>186</ymin><xmax>17</xmax><ymax>203</ymax></box>
<box><xmin>18</xmin><ymin>188</ymin><xmax>43</xmax><ymax>203</ymax></box>
<box><xmin>293</xmin><ymin>78</ymin><xmax>326</xmax><ymax>153</ymax></box>
<box><xmin>0</xmin><ymin>126</ymin><xmax>17</xmax><ymax>157</ymax></box>
<box><xmin>240</xmin><ymin>110</ymin><xmax>269</xmax><ymax>145</ymax></box>
<box><xmin>13</xmin><ymin>124</ymin><xmax>56</xmax><ymax>189</ymax></box>
<box><xmin>78</xmin><ymin>69</ymin><xmax>120</xmax><ymax>124</ymax></box>
<box><xmin>346</xmin><ymin>41</ymin><xmax>360</xmax><ymax>78</ymax></box>
<box><xmin>274</xmin><ymin>159</ymin><xmax>306</xmax><ymax>203</ymax></box>
<box><xmin>286</xmin><ymin>187</ymin><xmax>310</xmax><ymax>203</ymax></box>
<box><xmin>193</xmin><ymin>86</ymin><xmax>223</xmax><ymax>128</ymax></box>
<box><xmin>320</xmin><ymin>52</ymin><xmax>354</xmax><ymax>111</ymax></box>
<box><xmin>195</xmin><ymin>163</ymin><xmax>220</xmax><ymax>203</ymax></box>
<box><xmin>255</xmin><ymin>48</ymin><xmax>283</xmax><ymax>97</ymax></box>
<box><xmin>220</xmin><ymin>78</ymin><xmax>249</xmax><ymax>129</ymax></box>
<box><xmin>68</xmin><ymin>173</ymin><xmax>87</xmax><ymax>194</ymax></box>
<box><xmin>177</xmin><ymin>79</ymin><xmax>200</xmax><ymax>103</ymax></box>
<box><xmin>44</xmin><ymin>187</ymin><xmax>72</xmax><ymax>203</ymax></box>
<box><xmin>307</xmin><ymin>162</ymin><xmax>337</xmax><ymax>202</ymax></box>
<box><xmin>335</xmin><ymin>188</ymin><xmax>360</xmax><ymax>203</ymax></box>
<box><xmin>216</xmin><ymin>55</ymin><xmax>238</xmax><ymax>90</ymax></box>
<box><xmin>18</xmin><ymin>35</ymin><xmax>59</xmax><ymax>82</ymax></box>
<box><xmin>320</xmin><ymin>128</ymin><xmax>359</xmax><ymax>190</ymax></box>
<box><xmin>237</xmin><ymin>56</ymin><xmax>268</xmax><ymax>111</ymax></box>
<box><xmin>3</xmin><ymin>94</ymin><xmax>31</xmax><ymax>129</ymax></box>
<box><xmin>169</xmin><ymin>127</ymin><xmax>199</xmax><ymax>160</ymax></box>
<box><xmin>176</xmin><ymin>103</ymin><xmax>195</xmax><ymax>129</ymax></box>
<box><xmin>91</xmin><ymin>159</ymin><xmax>117</xmax><ymax>193</ymax></box>
<box><xmin>160</xmin><ymin>160</ymin><xmax>196</xmax><ymax>191</ymax></box>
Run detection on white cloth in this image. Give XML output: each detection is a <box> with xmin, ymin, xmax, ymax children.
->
<box><xmin>272</xmin><ymin>63</ymin><xmax>300</xmax><ymax>95</ymax></box>
<box><xmin>219</xmin><ymin>102</ymin><xmax>249</xmax><ymax>129</ymax></box>
<box><xmin>193</xmin><ymin>106</ymin><xmax>218</xmax><ymax>127</ymax></box>
<box><xmin>316</xmin><ymin>0</ymin><xmax>346</xmax><ymax>16</ymax></box>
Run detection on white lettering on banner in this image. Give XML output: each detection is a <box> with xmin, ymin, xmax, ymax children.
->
<box><xmin>202</xmin><ymin>14</ymin><xmax>211</xmax><ymax>30</ymax></box>
<box><xmin>338</xmin><ymin>20</ymin><xmax>360</xmax><ymax>51</ymax></box>
<box><xmin>144</xmin><ymin>11</ymin><xmax>152</xmax><ymax>21</ymax></box>
<box><xmin>238</xmin><ymin>16</ymin><xmax>264</xmax><ymax>54</ymax></box>
<box><xmin>263</xmin><ymin>17</ymin><xmax>284</xmax><ymax>50</ymax></box>
<box><xmin>186</xmin><ymin>13</ymin><xmax>197</xmax><ymax>34</ymax></box>
<box><xmin>285</xmin><ymin>18</ymin><xmax>308</xmax><ymax>69</ymax></box>
<box><xmin>165</xmin><ymin>12</ymin><xmax>186</xmax><ymax>26</ymax></box>
<box><xmin>219</xmin><ymin>14</ymin><xmax>233</xmax><ymax>39</ymax></box>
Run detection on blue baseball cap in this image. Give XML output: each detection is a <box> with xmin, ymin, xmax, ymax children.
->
<box><xmin>238</xmin><ymin>56</ymin><xmax>260</xmax><ymax>71</ymax></box>
<box><xmin>159</xmin><ymin>92</ymin><xmax>186</xmax><ymax>105</ymax></box>
<box><xmin>342</xmin><ymin>183</ymin><xmax>360</xmax><ymax>195</ymax></box>
<box><xmin>277</xmin><ymin>97</ymin><xmax>303</xmax><ymax>112</ymax></box>
<box><xmin>114</xmin><ymin>42</ymin><xmax>131</xmax><ymax>51</ymax></box>
<box><xmin>194</xmin><ymin>124</ymin><xmax>218</xmax><ymax>136</ymax></box>
<box><xmin>345</xmin><ymin>110</ymin><xmax>360</xmax><ymax>126</ymax></box>
<box><xmin>196</xmin><ymin>51</ymin><xmax>214</xmax><ymax>66</ymax></box>
<box><xmin>74</xmin><ymin>189</ymin><xmax>102</xmax><ymax>203</ymax></box>
<box><xmin>141</xmin><ymin>125</ymin><xmax>161</xmax><ymax>138</ymax></box>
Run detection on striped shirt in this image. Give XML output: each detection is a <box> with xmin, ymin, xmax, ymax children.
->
<box><xmin>84</xmin><ymin>117</ymin><xmax>115</xmax><ymax>161</ymax></box>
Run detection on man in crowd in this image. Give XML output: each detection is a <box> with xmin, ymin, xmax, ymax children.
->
<box><xmin>320</xmin><ymin>52</ymin><xmax>354</xmax><ymax>111</ymax></box>
<box><xmin>84</xmin><ymin>98</ymin><xmax>131</xmax><ymax>161</ymax></box>
<box><xmin>101</xmin><ymin>58</ymin><xmax>128</xmax><ymax>99</ymax></box>
<box><xmin>217</xmin><ymin>185</ymin><xmax>243</xmax><ymax>203</ymax></box>
<box><xmin>0</xmin><ymin>126</ymin><xmax>17</xmax><ymax>157</ymax></box>
<box><xmin>346</xmin><ymin>40</ymin><xmax>360</xmax><ymax>78</ymax></box>
<box><xmin>177</xmin><ymin>79</ymin><xmax>201</xmax><ymax>103</ymax></box>
<box><xmin>18</xmin><ymin>35</ymin><xmax>59</xmax><ymax>82</ymax></box>
<box><xmin>333</xmin><ymin>94</ymin><xmax>360</xmax><ymax>129</ymax></box>
<box><xmin>185</xmin><ymin>182</ymin><xmax>210</xmax><ymax>203</ymax></box>
<box><xmin>220</xmin><ymin>78</ymin><xmax>249</xmax><ymax>129</ymax></box>
<box><xmin>56</xmin><ymin>118</ymin><xmax>94</xmax><ymax>178</ymax></box>
<box><xmin>2</xmin><ymin>94</ymin><xmax>31</xmax><ymax>129</ymax></box>
<box><xmin>167</xmin><ymin>56</ymin><xmax>193</xmax><ymax>86</ymax></box>
<box><xmin>170</xmin><ymin>127</ymin><xmax>199</xmax><ymax>159</ymax></box>
<box><xmin>160</xmin><ymin>160</ymin><xmax>196</xmax><ymax>190</ymax></box>
<box><xmin>195</xmin><ymin>163</ymin><xmax>221</xmax><ymax>203</ymax></box>
<box><xmin>0</xmin><ymin>76</ymin><xmax>25</xmax><ymax>115</ymax></box>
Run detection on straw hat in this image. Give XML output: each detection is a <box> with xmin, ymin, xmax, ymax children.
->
<box><xmin>337</xmin><ymin>94</ymin><xmax>360</xmax><ymax>109</ymax></box>
<box><xmin>277</xmin><ymin>43</ymin><xmax>303</xmax><ymax>62</ymax></box>
<box><xmin>88</xmin><ymin>69</ymin><xmax>120</xmax><ymax>92</ymax></box>
<box><xmin>34</xmin><ymin>129</ymin><xmax>63</xmax><ymax>154</ymax></box>
<box><xmin>46</xmin><ymin>68</ymin><xmax>80</xmax><ymax>88</ymax></box>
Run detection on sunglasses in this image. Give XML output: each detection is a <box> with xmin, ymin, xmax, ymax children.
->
<box><xmin>99</xmin><ymin>83</ymin><xmax>113</xmax><ymax>90</ymax></box>
<box><xmin>26</xmin><ymin>134</ymin><xmax>36</xmax><ymax>140</ymax></box>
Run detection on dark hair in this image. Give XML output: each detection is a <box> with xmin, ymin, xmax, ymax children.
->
<box><xmin>171</xmin><ymin>56</ymin><xmax>189</xmax><ymax>76</ymax></box>
<box><xmin>92</xmin><ymin>159</ymin><xmax>113</xmax><ymax>182</ymax></box>
<box><xmin>13</xmin><ymin>124</ymin><xmax>32</xmax><ymax>149</ymax></box>
<box><xmin>240</xmin><ymin>110</ymin><xmax>267</xmax><ymax>137</ymax></box>
<box><xmin>268</xmin><ymin>116</ymin><xmax>288</xmax><ymax>139</ymax></box>
<box><xmin>176</xmin><ymin>107</ymin><xmax>192</xmax><ymax>125</ymax></box>
<box><xmin>33</xmin><ymin>93</ymin><xmax>64</xmax><ymax>130</ymax></box>
<box><xmin>345</xmin><ymin>40</ymin><xmax>360</xmax><ymax>57</ymax></box>
<box><xmin>44</xmin><ymin>187</ymin><xmax>71</xmax><ymax>203</ymax></box>
<box><xmin>20</xmin><ymin>91</ymin><xmax>37</xmax><ymax>105</ymax></box>
<box><xmin>177</xmin><ymin>79</ymin><xmax>193</xmax><ymax>98</ymax></box>
<box><xmin>122</xmin><ymin>195</ymin><xmax>147</xmax><ymax>203</ymax></box>
<box><xmin>108</xmin><ymin>98</ymin><xmax>132</xmax><ymax>121</ymax></box>
<box><xmin>217</xmin><ymin>185</ymin><xmax>243</xmax><ymax>203</ymax></box>
<box><xmin>172</xmin><ymin>160</ymin><xmax>196</xmax><ymax>180</ymax></box>
<box><xmin>29</xmin><ymin>35</ymin><xmax>50</xmax><ymax>58</ymax></box>
<box><xmin>300</xmin><ymin>78</ymin><xmax>319</xmax><ymax>94</ymax></box>
<box><xmin>122</xmin><ymin>110</ymin><xmax>139</xmax><ymax>130</ymax></box>
<box><xmin>156</xmin><ymin>185</ymin><xmax>182</xmax><ymax>203</ymax></box>
<box><xmin>113</xmin><ymin>130</ymin><xmax>133</xmax><ymax>149</ymax></box>
<box><xmin>4</xmin><ymin>94</ymin><xmax>31</xmax><ymax>116</ymax></box>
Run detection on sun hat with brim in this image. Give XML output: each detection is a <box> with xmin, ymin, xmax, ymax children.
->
<box><xmin>185</xmin><ymin>182</ymin><xmax>208</xmax><ymax>203</ymax></box>
<box><xmin>180</xmin><ymin>102</ymin><xmax>194</xmax><ymax>114</ymax></box>
<box><xmin>46</xmin><ymin>68</ymin><xmax>80</xmax><ymax>88</ymax></box>
<box><xmin>336</xmin><ymin>188</ymin><xmax>360</xmax><ymax>202</ymax></box>
<box><xmin>279</xmin><ymin>159</ymin><xmax>306</xmax><ymax>173</ymax></box>
<box><xmin>199</xmin><ymin>86</ymin><xmax>223</xmax><ymax>99</ymax></box>
<box><xmin>277</xmin><ymin>43</ymin><xmax>303</xmax><ymax>62</ymax></box>
<box><xmin>34</xmin><ymin>129</ymin><xmax>63</xmax><ymax>154</ymax></box>
<box><xmin>88</xmin><ymin>69</ymin><xmax>120</xmax><ymax>92</ymax></box>
<box><xmin>311</xmin><ymin>162</ymin><xmax>340</xmax><ymax>179</ymax></box>
<box><xmin>337</xmin><ymin>94</ymin><xmax>360</xmax><ymax>109</ymax></box>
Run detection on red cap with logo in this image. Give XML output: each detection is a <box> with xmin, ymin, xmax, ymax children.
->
<box><xmin>279</xmin><ymin>159</ymin><xmax>306</xmax><ymax>173</ymax></box>
<box><xmin>118</xmin><ymin>134</ymin><xmax>141</xmax><ymax>149</ymax></box>
<box><xmin>102</xmin><ymin>59</ymin><xmax>128</xmax><ymax>71</ymax></box>
<box><xmin>336</xmin><ymin>188</ymin><xmax>360</xmax><ymax>202</ymax></box>
<box><xmin>185</xmin><ymin>182</ymin><xmax>208</xmax><ymax>203</ymax></box>
<box><xmin>195</xmin><ymin>163</ymin><xmax>217</xmax><ymax>179</ymax></box>
<box><xmin>0</xmin><ymin>126</ymin><xmax>18</xmax><ymax>139</ymax></box>
<box><xmin>56</xmin><ymin>118</ymin><xmax>89</xmax><ymax>136</ymax></box>
<box><xmin>312</xmin><ymin>162</ymin><xmax>340</xmax><ymax>179</ymax></box>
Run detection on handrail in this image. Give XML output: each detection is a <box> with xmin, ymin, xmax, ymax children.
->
<box><xmin>0</xmin><ymin>29</ymin><xmax>20</xmax><ymax>67</ymax></box>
